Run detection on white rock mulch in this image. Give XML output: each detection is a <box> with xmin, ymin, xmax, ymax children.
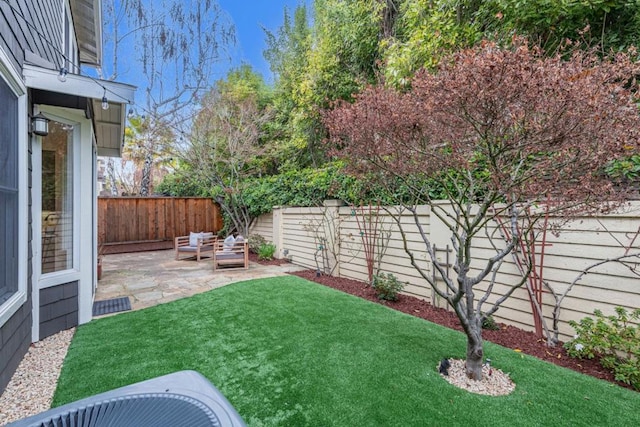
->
<box><xmin>439</xmin><ymin>359</ymin><xmax>516</xmax><ymax>396</ymax></box>
<box><xmin>0</xmin><ymin>328</ymin><xmax>75</xmax><ymax>426</ymax></box>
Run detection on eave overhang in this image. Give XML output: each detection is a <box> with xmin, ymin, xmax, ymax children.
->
<box><xmin>24</xmin><ymin>64</ymin><xmax>136</xmax><ymax>157</ymax></box>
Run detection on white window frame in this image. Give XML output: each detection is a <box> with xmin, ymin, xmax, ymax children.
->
<box><xmin>36</xmin><ymin>110</ymin><xmax>82</xmax><ymax>289</ymax></box>
<box><xmin>0</xmin><ymin>48</ymin><xmax>28</xmax><ymax>327</ymax></box>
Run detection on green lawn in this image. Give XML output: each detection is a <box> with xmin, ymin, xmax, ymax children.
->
<box><xmin>54</xmin><ymin>276</ymin><xmax>640</xmax><ymax>426</ymax></box>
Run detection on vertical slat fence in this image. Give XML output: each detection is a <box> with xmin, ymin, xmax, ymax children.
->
<box><xmin>98</xmin><ymin>197</ymin><xmax>223</xmax><ymax>253</ymax></box>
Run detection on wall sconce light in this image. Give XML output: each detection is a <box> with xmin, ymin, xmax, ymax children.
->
<box><xmin>32</xmin><ymin>113</ymin><xmax>50</xmax><ymax>136</ymax></box>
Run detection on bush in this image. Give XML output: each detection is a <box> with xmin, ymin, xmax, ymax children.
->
<box><xmin>482</xmin><ymin>314</ymin><xmax>500</xmax><ymax>331</ymax></box>
<box><xmin>372</xmin><ymin>273</ymin><xmax>405</xmax><ymax>301</ymax></box>
<box><xmin>258</xmin><ymin>243</ymin><xmax>276</xmax><ymax>260</ymax></box>
<box><xmin>248</xmin><ymin>234</ymin><xmax>266</xmax><ymax>254</ymax></box>
<box><xmin>565</xmin><ymin>307</ymin><xmax>640</xmax><ymax>390</ymax></box>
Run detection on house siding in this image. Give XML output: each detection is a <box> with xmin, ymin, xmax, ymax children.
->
<box><xmin>0</xmin><ymin>0</ymin><xmax>64</xmax><ymax>72</ymax></box>
<box><xmin>0</xmin><ymin>91</ymin><xmax>33</xmax><ymax>394</ymax></box>
<box><xmin>0</xmin><ymin>302</ymin><xmax>32</xmax><ymax>393</ymax></box>
<box><xmin>39</xmin><ymin>281</ymin><xmax>78</xmax><ymax>340</ymax></box>
<box><xmin>0</xmin><ymin>0</ymin><xmax>65</xmax><ymax>394</ymax></box>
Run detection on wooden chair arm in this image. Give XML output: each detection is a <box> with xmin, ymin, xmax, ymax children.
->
<box><xmin>175</xmin><ymin>235</ymin><xmax>190</xmax><ymax>248</ymax></box>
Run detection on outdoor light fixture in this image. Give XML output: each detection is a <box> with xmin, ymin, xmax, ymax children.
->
<box><xmin>32</xmin><ymin>113</ymin><xmax>50</xmax><ymax>136</ymax></box>
<box><xmin>101</xmin><ymin>88</ymin><xmax>109</xmax><ymax>110</ymax></box>
<box><xmin>57</xmin><ymin>67</ymin><xmax>68</xmax><ymax>82</ymax></box>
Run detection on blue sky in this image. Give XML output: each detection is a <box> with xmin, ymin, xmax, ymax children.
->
<box><xmin>219</xmin><ymin>0</ymin><xmax>312</xmax><ymax>82</ymax></box>
<box><xmin>96</xmin><ymin>1</ymin><xmax>312</xmax><ymax>109</ymax></box>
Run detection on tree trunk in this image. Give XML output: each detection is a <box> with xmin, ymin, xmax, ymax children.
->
<box><xmin>107</xmin><ymin>158</ymin><xmax>119</xmax><ymax>196</ymax></box>
<box><xmin>139</xmin><ymin>152</ymin><xmax>153</xmax><ymax>196</ymax></box>
<box><xmin>465</xmin><ymin>326</ymin><xmax>484</xmax><ymax>380</ymax></box>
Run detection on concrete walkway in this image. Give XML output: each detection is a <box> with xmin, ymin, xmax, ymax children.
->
<box><xmin>95</xmin><ymin>250</ymin><xmax>307</xmax><ymax>315</ymax></box>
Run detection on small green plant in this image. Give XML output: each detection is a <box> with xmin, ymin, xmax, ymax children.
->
<box><xmin>248</xmin><ymin>234</ymin><xmax>266</xmax><ymax>254</ymax></box>
<box><xmin>258</xmin><ymin>243</ymin><xmax>276</xmax><ymax>260</ymax></box>
<box><xmin>371</xmin><ymin>272</ymin><xmax>405</xmax><ymax>301</ymax></box>
<box><xmin>481</xmin><ymin>314</ymin><xmax>500</xmax><ymax>331</ymax></box>
<box><xmin>565</xmin><ymin>307</ymin><xmax>640</xmax><ymax>390</ymax></box>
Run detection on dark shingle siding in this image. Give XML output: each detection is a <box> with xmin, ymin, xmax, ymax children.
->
<box><xmin>39</xmin><ymin>281</ymin><xmax>78</xmax><ymax>340</ymax></box>
<box><xmin>0</xmin><ymin>0</ymin><xmax>64</xmax><ymax>72</ymax></box>
<box><xmin>0</xmin><ymin>302</ymin><xmax>32</xmax><ymax>392</ymax></box>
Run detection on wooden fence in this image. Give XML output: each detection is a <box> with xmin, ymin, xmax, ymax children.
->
<box><xmin>250</xmin><ymin>201</ymin><xmax>640</xmax><ymax>341</ymax></box>
<box><xmin>98</xmin><ymin>197</ymin><xmax>223</xmax><ymax>253</ymax></box>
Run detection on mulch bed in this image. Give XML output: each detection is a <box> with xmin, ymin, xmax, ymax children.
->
<box><xmin>287</xmin><ymin>268</ymin><xmax>634</xmax><ymax>392</ymax></box>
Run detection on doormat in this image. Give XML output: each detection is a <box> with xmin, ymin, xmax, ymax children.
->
<box><xmin>93</xmin><ymin>297</ymin><xmax>132</xmax><ymax>316</ymax></box>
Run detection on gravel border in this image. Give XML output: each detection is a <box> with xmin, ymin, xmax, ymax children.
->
<box><xmin>0</xmin><ymin>328</ymin><xmax>75</xmax><ymax>425</ymax></box>
<box><xmin>440</xmin><ymin>359</ymin><xmax>515</xmax><ymax>396</ymax></box>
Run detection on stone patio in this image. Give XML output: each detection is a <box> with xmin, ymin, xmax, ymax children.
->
<box><xmin>95</xmin><ymin>250</ymin><xmax>307</xmax><ymax>314</ymax></box>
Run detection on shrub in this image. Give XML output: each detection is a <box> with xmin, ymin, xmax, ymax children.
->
<box><xmin>258</xmin><ymin>243</ymin><xmax>276</xmax><ymax>260</ymax></box>
<box><xmin>372</xmin><ymin>273</ymin><xmax>405</xmax><ymax>301</ymax></box>
<box><xmin>248</xmin><ymin>234</ymin><xmax>266</xmax><ymax>254</ymax></box>
<box><xmin>565</xmin><ymin>307</ymin><xmax>640</xmax><ymax>390</ymax></box>
<box><xmin>481</xmin><ymin>314</ymin><xmax>500</xmax><ymax>331</ymax></box>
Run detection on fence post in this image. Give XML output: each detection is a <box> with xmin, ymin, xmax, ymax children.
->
<box><xmin>429</xmin><ymin>202</ymin><xmax>458</xmax><ymax>310</ymax></box>
<box><xmin>272</xmin><ymin>206</ymin><xmax>284</xmax><ymax>259</ymax></box>
<box><xmin>322</xmin><ymin>199</ymin><xmax>344</xmax><ymax>277</ymax></box>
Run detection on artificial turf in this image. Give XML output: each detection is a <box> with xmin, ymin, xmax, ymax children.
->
<box><xmin>53</xmin><ymin>276</ymin><xmax>640</xmax><ymax>426</ymax></box>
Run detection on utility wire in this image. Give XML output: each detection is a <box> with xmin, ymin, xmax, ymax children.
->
<box><xmin>1</xmin><ymin>0</ymin><xmax>133</xmax><ymax>104</ymax></box>
<box><xmin>1</xmin><ymin>0</ymin><xmax>199</xmax><ymax>140</ymax></box>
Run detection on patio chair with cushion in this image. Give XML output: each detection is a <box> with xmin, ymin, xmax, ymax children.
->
<box><xmin>175</xmin><ymin>232</ymin><xmax>216</xmax><ymax>261</ymax></box>
<box><xmin>213</xmin><ymin>235</ymin><xmax>249</xmax><ymax>270</ymax></box>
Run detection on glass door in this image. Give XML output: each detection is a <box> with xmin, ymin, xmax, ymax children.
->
<box><xmin>41</xmin><ymin>121</ymin><xmax>75</xmax><ymax>274</ymax></box>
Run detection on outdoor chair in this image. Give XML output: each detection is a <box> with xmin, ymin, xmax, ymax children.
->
<box><xmin>213</xmin><ymin>235</ymin><xmax>249</xmax><ymax>270</ymax></box>
<box><xmin>175</xmin><ymin>232</ymin><xmax>216</xmax><ymax>261</ymax></box>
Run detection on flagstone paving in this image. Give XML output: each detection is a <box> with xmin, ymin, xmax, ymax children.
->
<box><xmin>95</xmin><ymin>250</ymin><xmax>307</xmax><ymax>315</ymax></box>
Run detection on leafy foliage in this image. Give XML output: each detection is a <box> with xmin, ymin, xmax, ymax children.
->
<box><xmin>480</xmin><ymin>0</ymin><xmax>640</xmax><ymax>53</ymax></box>
<box><xmin>179</xmin><ymin>65</ymin><xmax>273</xmax><ymax>235</ymax></box>
<box><xmin>327</xmin><ymin>41</ymin><xmax>640</xmax><ymax>210</ymax></box>
<box><xmin>566</xmin><ymin>307</ymin><xmax>640</xmax><ymax>390</ymax></box>
<box><xmin>482</xmin><ymin>314</ymin><xmax>500</xmax><ymax>331</ymax></box>
<box><xmin>382</xmin><ymin>0</ymin><xmax>481</xmax><ymax>87</ymax></box>
<box><xmin>372</xmin><ymin>272</ymin><xmax>405</xmax><ymax>301</ymax></box>
<box><xmin>247</xmin><ymin>234</ymin><xmax>267</xmax><ymax>254</ymax></box>
<box><xmin>258</xmin><ymin>243</ymin><xmax>277</xmax><ymax>260</ymax></box>
<box><xmin>606</xmin><ymin>155</ymin><xmax>640</xmax><ymax>182</ymax></box>
<box><xmin>120</xmin><ymin>115</ymin><xmax>175</xmax><ymax>196</ymax></box>
<box><xmin>325</xmin><ymin>39</ymin><xmax>640</xmax><ymax>380</ymax></box>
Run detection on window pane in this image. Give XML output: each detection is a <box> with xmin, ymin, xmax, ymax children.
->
<box><xmin>0</xmin><ymin>76</ymin><xmax>18</xmax><ymax>302</ymax></box>
<box><xmin>42</xmin><ymin>121</ymin><xmax>74</xmax><ymax>273</ymax></box>
<box><xmin>0</xmin><ymin>192</ymin><xmax>18</xmax><ymax>303</ymax></box>
<box><xmin>0</xmin><ymin>76</ymin><xmax>17</xmax><ymax>187</ymax></box>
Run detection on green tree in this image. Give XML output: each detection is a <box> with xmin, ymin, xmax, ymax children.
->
<box><xmin>179</xmin><ymin>66</ymin><xmax>273</xmax><ymax>235</ymax></box>
<box><xmin>382</xmin><ymin>0</ymin><xmax>482</xmax><ymax>87</ymax></box>
<box><xmin>119</xmin><ymin>115</ymin><xmax>175</xmax><ymax>195</ymax></box>
<box><xmin>263</xmin><ymin>5</ymin><xmax>318</xmax><ymax>170</ymax></box>
<box><xmin>326</xmin><ymin>41</ymin><xmax>640</xmax><ymax>380</ymax></box>
<box><xmin>263</xmin><ymin>1</ymin><xmax>394</xmax><ymax>171</ymax></box>
<box><xmin>480</xmin><ymin>0</ymin><xmax>640</xmax><ymax>53</ymax></box>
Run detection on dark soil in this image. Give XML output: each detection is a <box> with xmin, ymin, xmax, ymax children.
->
<box><xmin>288</xmin><ymin>269</ymin><xmax>634</xmax><ymax>392</ymax></box>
